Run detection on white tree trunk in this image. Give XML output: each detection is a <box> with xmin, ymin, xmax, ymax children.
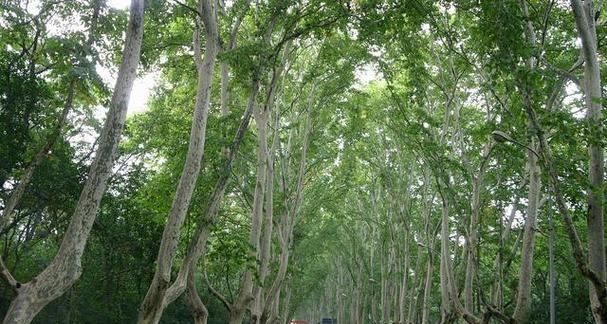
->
<box><xmin>512</xmin><ymin>141</ymin><xmax>541</xmax><ymax>322</ymax></box>
<box><xmin>569</xmin><ymin>1</ymin><xmax>606</xmax><ymax>321</ymax></box>
<box><xmin>138</xmin><ymin>1</ymin><xmax>218</xmax><ymax>322</ymax></box>
<box><xmin>229</xmin><ymin>105</ymin><xmax>269</xmax><ymax>324</ymax></box>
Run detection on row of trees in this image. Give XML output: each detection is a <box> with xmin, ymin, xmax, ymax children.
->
<box><xmin>0</xmin><ymin>0</ymin><xmax>604</xmax><ymax>323</ymax></box>
<box><xmin>297</xmin><ymin>1</ymin><xmax>606</xmax><ymax>323</ymax></box>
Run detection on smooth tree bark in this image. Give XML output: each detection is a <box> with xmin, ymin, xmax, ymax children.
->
<box><xmin>511</xmin><ymin>139</ymin><xmax>541</xmax><ymax>323</ymax></box>
<box><xmin>491</xmin><ymin>192</ymin><xmax>523</xmax><ymax>308</ymax></box>
<box><xmin>152</xmin><ymin>68</ymin><xmax>262</xmax><ymax>323</ymax></box>
<box><xmin>420</xmin><ymin>175</ymin><xmax>435</xmax><ymax>324</ymax></box>
<box><xmin>522</xmin><ymin>68</ymin><xmax>607</xmax><ymax>324</ymax></box>
<box><xmin>463</xmin><ymin>141</ymin><xmax>493</xmax><ymax>313</ymax></box>
<box><xmin>280</xmin><ymin>277</ymin><xmax>292</xmax><ymax>324</ymax></box>
<box><xmin>229</xmin><ymin>104</ymin><xmax>269</xmax><ymax>324</ymax></box>
<box><xmin>398</xmin><ymin>228</ymin><xmax>410</xmax><ymax>323</ymax></box>
<box><xmin>421</xmin><ymin>252</ymin><xmax>433</xmax><ymax>324</ymax></box>
<box><xmin>511</xmin><ymin>8</ymin><xmax>541</xmax><ymax>319</ymax></box>
<box><xmin>407</xmin><ymin>242</ymin><xmax>425</xmax><ymax>323</ymax></box>
<box><xmin>438</xmin><ymin>185</ymin><xmax>482</xmax><ymax>324</ymax></box>
<box><xmin>569</xmin><ymin>1</ymin><xmax>606</xmax><ymax>321</ymax></box>
<box><xmin>252</xmin><ymin>44</ymin><xmax>289</xmax><ymax>322</ymax></box>
<box><xmin>513</xmin><ymin>0</ymin><xmax>607</xmax><ymax>321</ymax></box>
<box><xmin>1</xmin><ymin>1</ymin><xmax>144</xmax><ymax>322</ymax></box>
<box><xmin>219</xmin><ymin>4</ymin><xmax>247</xmax><ymax>155</ymax></box>
<box><xmin>186</xmin><ymin>269</ymin><xmax>209</xmax><ymax>324</ymax></box>
<box><xmin>138</xmin><ymin>1</ymin><xmax>219</xmax><ymax>322</ymax></box>
<box><xmin>548</xmin><ymin>195</ymin><xmax>556</xmax><ymax>324</ymax></box>
<box><xmin>260</xmin><ymin>84</ymin><xmax>315</xmax><ymax>324</ymax></box>
<box><xmin>513</xmin><ymin>1</ymin><xmax>607</xmax><ymax>315</ymax></box>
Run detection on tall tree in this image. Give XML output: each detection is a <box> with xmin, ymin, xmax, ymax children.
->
<box><xmin>138</xmin><ymin>0</ymin><xmax>219</xmax><ymax>322</ymax></box>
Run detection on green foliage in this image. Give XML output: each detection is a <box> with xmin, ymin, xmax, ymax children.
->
<box><xmin>0</xmin><ymin>0</ymin><xmax>603</xmax><ymax>323</ymax></box>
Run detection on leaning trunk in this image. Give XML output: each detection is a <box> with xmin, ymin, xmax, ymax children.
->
<box><xmin>138</xmin><ymin>1</ymin><xmax>218</xmax><ymax>322</ymax></box>
<box><xmin>231</xmin><ymin>106</ymin><xmax>269</xmax><ymax>324</ymax></box>
<box><xmin>421</xmin><ymin>254</ymin><xmax>433</xmax><ymax>324</ymax></box>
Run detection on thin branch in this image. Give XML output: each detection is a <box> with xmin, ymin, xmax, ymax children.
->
<box><xmin>204</xmin><ymin>267</ymin><xmax>232</xmax><ymax>312</ymax></box>
<box><xmin>0</xmin><ymin>257</ymin><xmax>20</xmax><ymax>291</ymax></box>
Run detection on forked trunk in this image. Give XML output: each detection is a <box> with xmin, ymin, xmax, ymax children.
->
<box><xmin>186</xmin><ymin>270</ymin><xmax>208</xmax><ymax>324</ymax></box>
<box><xmin>138</xmin><ymin>1</ymin><xmax>218</xmax><ymax>322</ymax></box>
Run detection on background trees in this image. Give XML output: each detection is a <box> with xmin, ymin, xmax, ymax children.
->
<box><xmin>0</xmin><ymin>0</ymin><xmax>605</xmax><ymax>323</ymax></box>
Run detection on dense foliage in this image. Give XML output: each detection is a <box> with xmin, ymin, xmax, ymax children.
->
<box><xmin>0</xmin><ymin>0</ymin><xmax>605</xmax><ymax>323</ymax></box>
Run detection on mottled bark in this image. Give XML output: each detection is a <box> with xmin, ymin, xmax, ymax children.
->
<box><xmin>439</xmin><ymin>186</ymin><xmax>481</xmax><ymax>324</ymax></box>
<box><xmin>439</xmin><ymin>193</ymin><xmax>451</xmax><ymax>323</ymax></box>
<box><xmin>512</xmin><ymin>140</ymin><xmax>541</xmax><ymax>323</ymax></box>
<box><xmin>186</xmin><ymin>270</ymin><xmax>209</xmax><ymax>324</ymax></box>
<box><xmin>220</xmin><ymin>6</ymin><xmax>246</xmax><ymax>155</ymax></box>
<box><xmin>145</xmin><ymin>76</ymin><xmax>261</xmax><ymax>323</ymax></box>
<box><xmin>398</xmin><ymin>229</ymin><xmax>410</xmax><ymax>323</ymax></box>
<box><xmin>523</xmin><ymin>73</ymin><xmax>607</xmax><ymax>324</ymax></box>
<box><xmin>138</xmin><ymin>1</ymin><xmax>218</xmax><ymax>322</ymax></box>
<box><xmin>229</xmin><ymin>105</ymin><xmax>269</xmax><ymax>324</ymax></box>
<box><xmin>251</xmin><ymin>41</ymin><xmax>290</xmax><ymax>324</ymax></box>
<box><xmin>421</xmin><ymin>254</ymin><xmax>432</xmax><ymax>324</ymax></box>
<box><xmin>253</xmin><ymin>99</ymin><xmax>280</xmax><ymax>323</ymax></box>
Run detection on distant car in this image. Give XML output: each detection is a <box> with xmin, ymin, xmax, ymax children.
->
<box><xmin>321</xmin><ymin>318</ymin><xmax>336</xmax><ymax>324</ymax></box>
<box><xmin>289</xmin><ymin>320</ymin><xmax>308</xmax><ymax>324</ymax></box>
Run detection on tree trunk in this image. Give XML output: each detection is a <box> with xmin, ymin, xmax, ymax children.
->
<box><xmin>421</xmin><ymin>255</ymin><xmax>432</xmax><ymax>324</ymax></box>
<box><xmin>439</xmin><ymin>192</ymin><xmax>451</xmax><ymax>323</ymax></box>
<box><xmin>138</xmin><ymin>1</ymin><xmax>218</xmax><ymax>322</ymax></box>
<box><xmin>2</xmin><ymin>1</ymin><xmax>144</xmax><ymax>322</ymax></box>
<box><xmin>280</xmin><ymin>279</ymin><xmax>292</xmax><ymax>324</ymax></box>
<box><xmin>548</xmin><ymin>196</ymin><xmax>556</xmax><ymax>324</ymax></box>
<box><xmin>463</xmin><ymin>141</ymin><xmax>492</xmax><ymax>314</ymax></box>
<box><xmin>399</xmin><ymin>230</ymin><xmax>410</xmax><ymax>323</ymax></box>
<box><xmin>231</xmin><ymin>105</ymin><xmax>269</xmax><ymax>324</ymax></box>
<box><xmin>569</xmin><ymin>1</ymin><xmax>606</xmax><ymax>321</ymax></box>
<box><xmin>408</xmin><ymin>244</ymin><xmax>424</xmax><ymax>324</ymax></box>
<box><xmin>260</xmin><ymin>83</ymin><xmax>315</xmax><ymax>324</ymax></box>
<box><xmin>252</xmin><ymin>41</ymin><xmax>289</xmax><ymax>324</ymax></box>
<box><xmin>439</xmin><ymin>186</ymin><xmax>481</xmax><ymax>324</ymax></box>
<box><xmin>186</xmin><ymin>269</ymin><xmax>209</xmax><ymax>324</ymax></box>
<box><xmin>512</xmin><ymin>140</ymin><xmax>541</xmax><ymax>323</ymax></box>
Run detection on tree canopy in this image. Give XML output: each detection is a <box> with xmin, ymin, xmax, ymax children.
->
<box><xmin>0</xmin><ymin>0</ymin><xmax>605</xmax><ymax>323</ymax></box>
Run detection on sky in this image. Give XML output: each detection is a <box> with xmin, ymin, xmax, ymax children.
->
<box><xmin>105</xmin><ymin>0</ymin><xmax>156</xmax><ymax>115</ymax></box>
<box><xmin>107</xmin><ymin>0</ymin><xmax>130</xmax><ymax>10</ymax></box>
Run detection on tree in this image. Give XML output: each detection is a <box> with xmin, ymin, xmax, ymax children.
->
<box><xmin>0</xmin><ymin>0</ymin><xmax>145</xmax><ymax>322</ymax></box>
